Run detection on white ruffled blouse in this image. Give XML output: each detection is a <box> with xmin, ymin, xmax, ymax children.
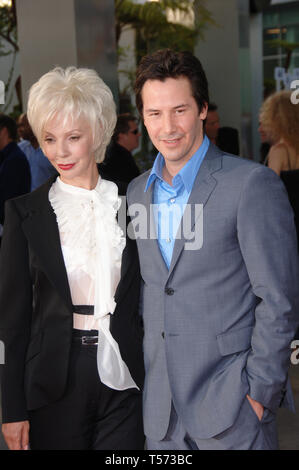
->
<box><xmin>49</xmin><ymin>176</ymin><xmax>138</xmax><ymax>391</ymax></box>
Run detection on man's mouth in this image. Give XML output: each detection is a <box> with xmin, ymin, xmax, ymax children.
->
<box><xmin>160</xmin><ymin>135</ymin><xmax>183</xmax><ymax>146</ymax></box>
<box><xmin>162</xmin><ymin>138</ymin><xmax>181</xmax><ymax>145</ymax></box>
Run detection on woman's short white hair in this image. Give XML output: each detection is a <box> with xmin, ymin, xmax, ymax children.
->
<box><xmin>27</xmin><ymin>66</ymin><xmax>117</xmax><ymax>163</ymax></box>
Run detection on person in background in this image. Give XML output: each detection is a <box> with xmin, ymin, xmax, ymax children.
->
<box><xmin>17</xmin><ymin>113</ymin><xmax>57</xmax><ymax>191</ymax></box>
<box><xmin>0</xmin><ymin>67</ymin><xmax>144</xmax><ymax>450</ymax></box>
<box><xmin>205</xmin><ymin>103</ymin><xmax>239</xmax><ymax>155</ymax></box>
<box><xmin>260</xmin><ymin>90</ymin><xmax>299</xmax><ymax>252</ymax></box>
<box><xmin>204</xmin><ymin>103</ymin><xmax>220</xmax><ymax>145</ymax></box>
<box><xmin>100</xmin><ymin>113</ymin><xmax>141</xmax><ymax>183</ymax></box>
<box><xmin>0</xmin><ymin>114</ymin><xmax>31</xmax><ymax>243</ymax></box>
<box><xmin>259</xmin><ymin>90</ymin><xmax>299</xmax><ymax>176</ymax></box>
<box><xmin>258</xmin><ymin>120</ymin><xmax>271</xmax><ymax>164</ymax></box>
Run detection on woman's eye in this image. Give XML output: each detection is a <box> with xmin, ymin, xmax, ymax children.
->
<box><xmin>70</xmin><ymin>135</ymin><xmax>80</xmax><ymax>141</ymax></box>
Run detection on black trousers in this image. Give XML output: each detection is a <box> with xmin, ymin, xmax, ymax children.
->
<box><xmin>28</xmin><ymin>331</ymin><xmax>144</xmax><ymax>450</ymax></box>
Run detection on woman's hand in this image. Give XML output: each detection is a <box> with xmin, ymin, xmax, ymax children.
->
<box><xmin>2</xmin><ymin>421</ymin><xmax>30</xmax><ymax>450</ymax></box>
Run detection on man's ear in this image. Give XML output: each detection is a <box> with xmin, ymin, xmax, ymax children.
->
<box><xmin>200</xmin><ymin>103</ymin><xmax>208</xmax><ymax>121</ymax></box>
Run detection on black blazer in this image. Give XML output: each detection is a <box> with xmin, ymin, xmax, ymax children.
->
<box><xmin>0</xmin><ymin>142</ymin><xmax>31</xmax><ymax>226</ymax></box>
<box><xmin>0</xmin><ymin>174</ymin><xmax>144</xmax><ymax>423</ymax></box>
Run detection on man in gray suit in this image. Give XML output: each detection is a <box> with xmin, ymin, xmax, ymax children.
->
<box><xmin>127</xmin><ymin>49</ymin><xmax>299</xmax><ymax>450</ymax></box>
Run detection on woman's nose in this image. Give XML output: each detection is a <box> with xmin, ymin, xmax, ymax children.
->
<box><xmin>56</xmin><ymin>140</ymin><xmax>69</xmax><ymax>157</ymax></box>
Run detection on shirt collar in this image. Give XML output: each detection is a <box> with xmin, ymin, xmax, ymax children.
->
<box><xmin>144</xmin><ymin>152</ymin><xmax>164</xmax><ymax>191</ymax></box>
<box><xmin>145</xmin><ymin>135</ymin><xmax>210</xmax><ymax>193</ymax></box>
<box><xmin>56</xmin><ymin>175</ymin><xmax>102</xmax><ymax>195</ymax></box>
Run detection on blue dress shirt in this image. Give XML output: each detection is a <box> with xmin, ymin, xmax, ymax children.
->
<box><xmin>18</xmin><ymin>140</ymin><xmax>57</xmax><ymax>191</ymax></box>
<box><xmin>145</xmin><ymin>135</ymin><xmax>210</xmax><ymax>268</ymax></box>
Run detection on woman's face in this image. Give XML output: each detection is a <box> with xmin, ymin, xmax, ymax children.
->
<box><xmin>42</xmin><ymin>115</ymin><xmax>98</xmax><ymax>188</ymax></box>
<box><xmin>258</xmin><ymin>122</ymin><xmax>269</xmax><ymax>143</ymax></box>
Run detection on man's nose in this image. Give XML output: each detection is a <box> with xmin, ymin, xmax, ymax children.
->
<box><xmin>162</xmin><ymin>114</ymin><xmax>176</xmax><ymax>134</ymax></box>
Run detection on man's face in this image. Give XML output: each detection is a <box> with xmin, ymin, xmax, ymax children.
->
<box><xmin>0</xmin><ymin>127</ymin><xmax>6</xmax><ymax>150</ymax></box>
<box><xmin>17</xmin><ymin>115</ymin><xmax>34</xmax><ymax>141</ymax></box>
<box><xmin>17</xmin><ymin>115</ymin><xmax>25</xmax><ymax>139</ymax></box>
<box><xmin>119</xmin><ymin>120</ymin><xmax>141</xmax><ymax>152</ymax></box>
<box><xmin>142</xmin><ymin>77</ymin><xmax>207</xmax><ymax>169</ymax></box>
<box><xmin>205</xmin><ymin>110</ymin><xmax>220</xmax><ymax>142</ymax></box>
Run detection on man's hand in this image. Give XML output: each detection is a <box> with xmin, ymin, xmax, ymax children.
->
<box><xmin>246</xmin><ymin>394</ymin><xmax>264</xmax><ymax>421</ymax></box>
<box><xmin>2</xmin><ymin>421</ymin><xmax>30</xmax><ymax>450</ymax></box>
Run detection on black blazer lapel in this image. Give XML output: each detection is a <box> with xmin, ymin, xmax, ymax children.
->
<box><xmin>20</xmin><ymin>178</ymin><xmax>73</xmax><ymax>313</ymax></box>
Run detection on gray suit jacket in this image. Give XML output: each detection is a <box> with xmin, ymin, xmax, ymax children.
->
<box><xmin>127</xmin><ymin>143</ymin><xmax>299</xmax><ymax>441</ymax></box>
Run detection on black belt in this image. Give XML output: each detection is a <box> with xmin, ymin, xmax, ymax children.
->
<box><xmin>73</xmin><ymin>305</ymin><xmax>94</xmax><ymax>315</ymax></box>
<box><xmin>72</xmin><ymin>305</ymin><xmax>98</xmax><ymax>345</ymax></box>
<box><xmin>72</xmin><ymin>329</ymin><xmax>99</xmax><ymax>345</ymax></box>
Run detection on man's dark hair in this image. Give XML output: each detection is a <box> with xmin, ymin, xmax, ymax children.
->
<box><xmin>134</xmin><ymin>49</ymin><xmax>209</xmax><ymax>116</ymax></box>
<box><xmin>0</xmin><ymin>113</ymin><xmax>18</xmax><ymax>141</ymax></box>
<box><xmin>208</xmin><ymin>103</ymin><xmax>218</xmax><ymax>112</ymax></box>
<box><xmin>112</xmin><ymin>113</ymin><xmax>138</xmax><ymax>143</ymax></box>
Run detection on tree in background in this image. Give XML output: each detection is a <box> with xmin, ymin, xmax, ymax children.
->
<box><xmin>115</xmin><ymin>0</ymin><xmax>214</xmax><ymax>90</ymax></box>
<box><xmin>0</xmin><ymin>0</ymin><xmax>21</xmax><ymax>117</ymax></box>
<box><xmin>116</xmin><ymin>0</ymin><xmax>214</xmax><ymax>56</ymax></box>
<box><xmin>115</xmin><ymin>0</ymin><xmax>215</xmax><ymax>167</ymax></box>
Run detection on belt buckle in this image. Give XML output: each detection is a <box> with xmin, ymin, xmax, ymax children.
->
<box><xmin>82</xmin><ymin>335</ymin><xmax>98</xmax><ymax>345</ymax></box>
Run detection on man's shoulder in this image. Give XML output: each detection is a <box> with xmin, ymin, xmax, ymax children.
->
<box><xmin>1</xmin><ymin>142</ymin><xmax>29</xmax><ymax>168</ymax></box>
<box><xmin>18</xmin><ymin>139</ymin><xmax>31</xmax><ymax>151</ymax></box>
<box><xmin>106</xmin><ymin>141</ymin><xmax>131</xmax><ymax>158</ymax></box>
<box><xmin>216</xmin><ymin>151</ymin><xmax>286</xmax><ymax>202</ymax></box>
<box><xmin>127</xmin><ymin>170</ymin><xmax>151</xmax><ymax>195</ymax></box>
<box><xmin>215</xmin><ymin>148</ymin><xmax>271</xmax><ymax>179</ymax></box>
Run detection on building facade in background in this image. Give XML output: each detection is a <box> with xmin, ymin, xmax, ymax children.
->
<box><xmin>0</xmin><ymin>0</ymin><xmax>298</xmax><ymax>163</ymax></box>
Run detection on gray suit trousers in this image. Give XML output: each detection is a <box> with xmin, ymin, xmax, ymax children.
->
<box><xmin>147</xmin><ymin>399</ymin><xmax>278</xmax><ymax>450</ymax></box>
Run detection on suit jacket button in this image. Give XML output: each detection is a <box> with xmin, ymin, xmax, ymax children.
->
<box><xmin>162</xmin><ymin>332</ymin><xmax>165</xmax><ymax>338</ymax></box>
<box><xmin>165</xmin><ymin>287</ymin><xmax>174</xmax><ymax>295</ymax></box>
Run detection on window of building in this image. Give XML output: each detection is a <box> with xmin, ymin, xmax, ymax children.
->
<box><xmin>263</xmin><ymin>2</ymin><xmax>299</xmax><ymax>96</ymax></box>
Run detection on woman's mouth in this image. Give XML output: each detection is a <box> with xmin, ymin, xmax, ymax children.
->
<box><xmin>57</xmin><ymin>163</ymin><xmax>75</xmax><ymax>170</ymax></box>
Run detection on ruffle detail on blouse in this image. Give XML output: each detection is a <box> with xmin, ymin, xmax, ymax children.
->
<box><xmin>49</xmin><ymin>176</ymin><xmax>126</xmax><ymax>316</ymax></box>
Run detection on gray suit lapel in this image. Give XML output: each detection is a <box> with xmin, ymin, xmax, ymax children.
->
<box><xmin>142</xmin><ymin>182</ymin><xmax>169</xmax><ymax>278</ymax></box>
<box><xmin>167</xmin><ymin>145</ymin><xmax>222</xmax><ymax>279</ymax></box>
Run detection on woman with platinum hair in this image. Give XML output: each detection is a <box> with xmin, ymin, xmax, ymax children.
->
<box><xmin>0</xmin><ymin>67</ymin><xmax>144</xmax><ymax>450</ymax></box>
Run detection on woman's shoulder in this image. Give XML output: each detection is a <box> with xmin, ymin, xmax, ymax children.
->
<box><xmin>267</xmin><ymin>141</ymin><xmax>291</xmax><ymax>174</ymax></box>
<box><xmin>270</xmin><ymin>140</ymin><xmax>290</xmax><ymax>155</ymax></box>
<box><xmin>8</xmin><ymin>175</ymin><xmax>57</xmax><ymax>214</ymax></box>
